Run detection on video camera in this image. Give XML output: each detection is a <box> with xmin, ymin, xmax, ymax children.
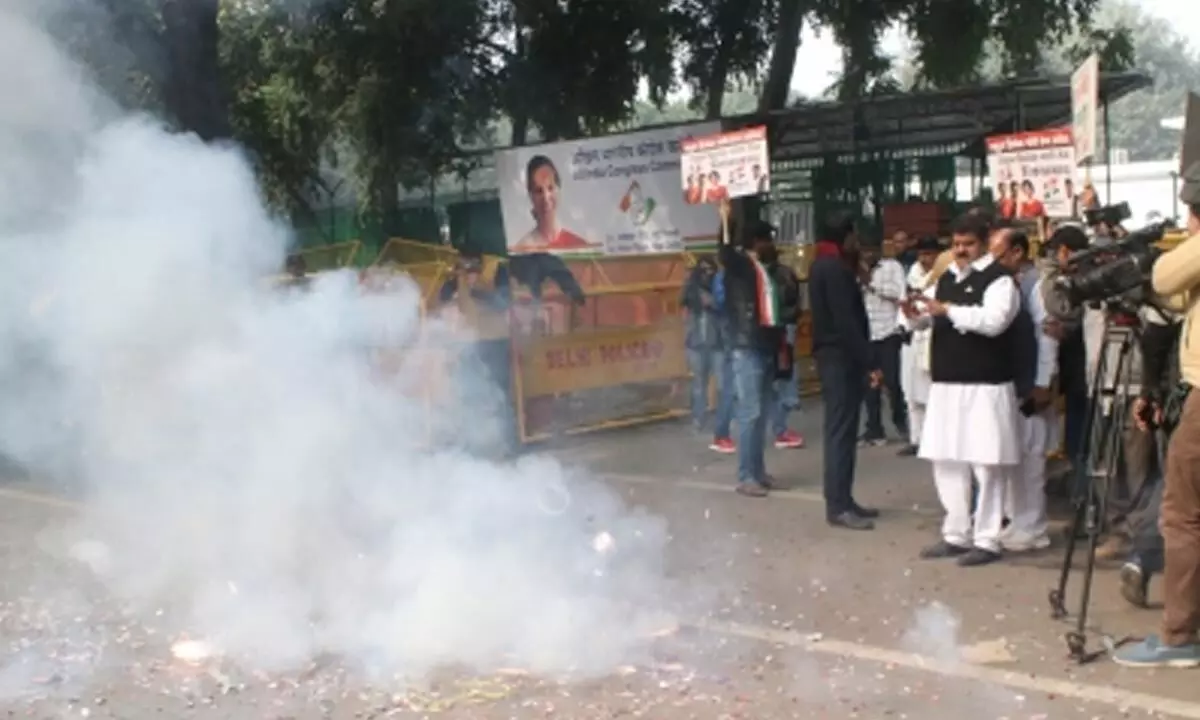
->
<box><xmin>1054</xmin><ymin>219</ymin><xmax>1172</xmax><ymax>308</ymax></box>
<box><xmin>1082</xmin><ymin>201</ymin><xmax>1132</xmax><ymax>229</ymax></box>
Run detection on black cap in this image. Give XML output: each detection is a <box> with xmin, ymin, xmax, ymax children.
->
<box><xmin>914</xmin><ymin>236</ymin><xmax>941</xmax><ymax>252</ymax></box>
<box><xmin>1045</xmin><ymin>224</ymin><xmax>1089</xmax><ymax>253</ymax></box>
<box><xmin>750</xmin><ymin>220</ymin><xmax>776</xmax><ymax>242</ymax></box>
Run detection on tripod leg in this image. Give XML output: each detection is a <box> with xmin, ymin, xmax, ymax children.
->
<box><xmin>1051</xmin><ymin>325</ymin><xmax>1109</xmax><ymax>619</ymax></box>
<box><xmin>1051</xmin><ymin>491</ymin><xmax>1086</xmax><ymax>618</ymax></box>
<box><xmin>1067</xmin><ymin>326</ymin><xmax>1138</xmax><ymax>663</ymax></box>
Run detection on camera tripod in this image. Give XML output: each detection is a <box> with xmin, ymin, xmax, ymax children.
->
<box><xmin>1048</xmin><ymin>314</ymin><xmax>1142</xmax><ymax>663</ymax></box>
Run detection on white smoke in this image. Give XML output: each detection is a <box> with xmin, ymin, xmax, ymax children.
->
<box><xmin>0</xmin><ymin>2</ymin><xmax>673</xmax><ymax>680</ymax></box>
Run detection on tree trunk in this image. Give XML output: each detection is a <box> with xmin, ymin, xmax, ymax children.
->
<box><xmin>758</xmin><ymin>0</ymin><xmax>804</xmax><ymax>111</ymax></box>
<box><xmin>160</xmin><ymin>0</ymin><xmax>231</xmax><ymax>141</ymax></box>
<box><xmin>704</xmin><ymin>43</ymin><xmax>733</xmax><ymax>119</ymax></box>
<box><xmin>510</xmin><ymin>114</ymin><xmax>529</xmax><ymax>146</ymax></box>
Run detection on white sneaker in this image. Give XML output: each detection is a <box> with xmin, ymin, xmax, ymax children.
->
<box><xmin>1001</xmin><ymin>531</ymin><xmax>1051</xmax><ymax>553</ymax></box>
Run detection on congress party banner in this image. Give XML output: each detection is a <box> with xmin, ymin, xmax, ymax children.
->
<box><xmin>680</xmin><ymin>126</ymin><xmax>771</xmax><ymax>202</ymax></box>
<box><xmin>987</xmin><ymin>128</ymin><xmax>1078</xmax><ymax>220</ymax></box>
<box><xmin>494</xmin><ymin>121</ymin><xmax>721</xmax><ymax>256</ymax></box>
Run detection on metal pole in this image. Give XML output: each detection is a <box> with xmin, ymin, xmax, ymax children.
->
<box><xmin>1103</xmin><ymin>94</ymin><xmax>1112</xmax><ymax>203</ymax></box>
<box><xmin>1173</xmin><ymin>172</ymin><xmax>1180</xmax><ymax>220</ymax></box>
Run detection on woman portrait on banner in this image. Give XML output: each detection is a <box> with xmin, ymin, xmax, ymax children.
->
<box><xmin>997</xmin><ymin>180</ymin><xmax>1016</xmax><ymax>220</ymax></box>
<box><xmin>684</xmin><ymin>171</ymin><xmax>702</xmax><ymax>205</ymax></box>
<box><xmin>1016</xmin><ymin>179</ymin><xmax>1046</xmax><ymax>219</ymax></box>
<box><xmin>512</xmin><ymin>154</ymin><xmax>595</xmax><ymax>253</ymax></box>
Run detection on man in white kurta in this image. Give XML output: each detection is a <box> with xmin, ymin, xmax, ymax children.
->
<box><xmin>897</xmin><ymin>236</ymin><xmax>942</xmax><ymax>456</ymax></box>
<box><xmin>990</xmin><ymin>229</ymin><xmax>1058</xmax><ymax>552</ymax></box>
<box><xmin>903</xmin><ymin>216</ymin><xmax>1022</xmax><ymax>567</ymax></box>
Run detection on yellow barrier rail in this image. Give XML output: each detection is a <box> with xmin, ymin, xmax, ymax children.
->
<box><xmin>291</xmin><ymin>240</ymin><xmax>363</xmax><ymax>271</ymax></box>
<box><xmin>374</xmin><ymin>238</ymin><xmax>458</xmax><ymax>268</ymax></box>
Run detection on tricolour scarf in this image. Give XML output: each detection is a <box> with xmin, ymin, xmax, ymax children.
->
<box><xmin>751</xmin><ymin>257</ymin><xmax>782</xmax><ymax>328</ymax></box>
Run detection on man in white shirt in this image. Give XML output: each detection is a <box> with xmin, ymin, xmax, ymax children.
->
<box><xmin>897</xmin><ymin>236</ymin><xmax>943</xmax><ymax>456</ymax></box>
<box><xmin>859</xmin><ymin>237</ymin><xmax>909</xmax><ymax>446</ymax></box>
<box><xmin>990</xmin><ymin>228</ymin><xmax>1056</xmax><ymax>552</ymax></box>
<box><xmin>902</xmin><ymin>214</ymin><xmax>1022</xmax><ymax>567</ymax></box>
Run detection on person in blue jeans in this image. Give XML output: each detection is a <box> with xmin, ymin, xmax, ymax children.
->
<box><xmin>716</xmin><ymin>202</ymin><xmax>788</xmax><ymax>496</ymax></box>
<box><xmin>771</xmin><ymin>323</ymin><xmax>802</xmax><ymax>444</ymax></box>
<box><xmin>769</xmin><ymin>249</ymin><xmax>805</xmax><ymax>451</ymax></box>
<box><xmin>681</xmin><ymin>257</ymin><xmax>727</xmax><ymax>432</ymax></box>
<box><xmin>708</xmin><ymin>266</ymin><xmax>736</xmax><ymax>452</ymax></box>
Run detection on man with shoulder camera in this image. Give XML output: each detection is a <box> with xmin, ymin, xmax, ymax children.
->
<box><xmin>1112</xmin><ymin>307</ymin><xmax>1179</xmax><ymax>607</ymax></box>
<box><xmin>1039</xmin><ymin>225</ymin><xmax>1091</xmax><ymax>483</ymax></box>
<box><xmin>1115</xmin><ymin>164</ymin><xmax>1200</xmax><ymax>668</ymax></box>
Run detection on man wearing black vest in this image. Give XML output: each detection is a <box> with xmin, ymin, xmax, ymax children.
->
<box><xmin>902</xmin><ymin>213</ymin><xmax>1022</xmax><ymax>567</ymax></box>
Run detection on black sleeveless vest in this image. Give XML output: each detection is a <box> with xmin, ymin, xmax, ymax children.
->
<box><xmin>930</xmin><ymin>262</ymin><xmax>1017</xmax><ymax>385</ymax></box>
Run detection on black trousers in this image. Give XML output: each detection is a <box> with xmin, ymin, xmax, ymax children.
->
<box><xmin>816</xmin><ymin>347</ymin><xmax>864</xmax><ymax>517</ymax></box>
<box><xmin>863</xmin><ymin>333</ymin><xmax>907</xmax><ymax>438</ymax></box>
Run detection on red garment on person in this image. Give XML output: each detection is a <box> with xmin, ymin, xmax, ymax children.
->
<box><xmin>815</xmin><ymin>241</ymin><xmax>842</xmax><ymax>259</ymax></box>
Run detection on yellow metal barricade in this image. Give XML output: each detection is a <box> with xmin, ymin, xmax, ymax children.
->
<box><xmin>291</xmin><ymin>240</ymin><xmax>363</xmax><ymax>271</ymax></box>
<box><xmin>507</xmin><ymin>253</ymin><xmax>691</xmax><ymax>443</ymax></box>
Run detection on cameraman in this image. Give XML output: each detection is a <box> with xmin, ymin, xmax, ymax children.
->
<box><xmin>1114</xmin><ymin>308</ymin><xmax>1179</xmax><ymax>607</ymax></box>
<box><xmin>1114</xmin><ymin>168</ymin><xmax>1200</xmax><ymax>668</ymax></box>
<box><xmin>1039</xmin><ymin>225</ymin><xmax>1091</xmax><ymax>479</ymax></box>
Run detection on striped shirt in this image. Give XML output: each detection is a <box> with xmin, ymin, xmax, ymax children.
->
<box><xmin>862</xmin><ymin>258</ymin><xmax>906</xmax><ymax>341</ymax></box>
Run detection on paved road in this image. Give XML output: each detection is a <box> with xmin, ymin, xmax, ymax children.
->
<box><xmin>0</xmin><ymin>407</ymin><xmax>1196</xmax><ymax>719</ymax></box>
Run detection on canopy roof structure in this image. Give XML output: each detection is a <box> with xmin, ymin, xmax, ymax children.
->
<box><xmin>410</xmin><ymin>72</ymin><xmax>1152</xmax><ymax>205</ymax></box>
<box><xmin>753</xmin><ymin>71</ymin><xmax>1152</xmax><ymax>161</ymax></box>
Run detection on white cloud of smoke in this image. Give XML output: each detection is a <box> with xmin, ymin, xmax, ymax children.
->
<box><xmin>0</xmin><ymin>1</ymin><xmax>673</xmax><ymax>680</ymax></box>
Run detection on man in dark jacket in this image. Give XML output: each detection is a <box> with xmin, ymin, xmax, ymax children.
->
<box><xmin>808</xmin><ymin>212</ymin><xmax>881</xmax><ymax>529</ymax></box>
<box><xmin>717</xmin><ymin>202</ymin><xmax>785</xmax><ymax>497</ymax></box>
<box><xmin>682</xmin><ymin>256</ymin><xmax>727</xmax><ymax>431</ymax></box>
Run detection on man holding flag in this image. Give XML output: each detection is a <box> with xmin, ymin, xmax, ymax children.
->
<box><xmin>717</xmin><ymin>200</ymin><xmax>791</xmax><ymax>497</ymax></box>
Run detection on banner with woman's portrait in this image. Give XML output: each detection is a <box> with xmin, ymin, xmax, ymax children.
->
<box><xmin>493</xmin><ymin>122</ymin><xmax>721</xmax><ymax>256</ymax></box>
<box><xmin>987</xmin><ymin>128</ymin><xmax>1078</xmax><ymax>220</ymax></box>
<box><xmin>679</xmin><ymin>126</ymin><xmax>771</xmax><ymax>202</ymax></box>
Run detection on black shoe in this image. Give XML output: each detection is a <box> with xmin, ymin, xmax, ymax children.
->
<box><xmin>896</xmin><ymin>444</ymin><xmax>919</xmax><ymax>457</ymax></box>
<box><xmin>919</xmin><ymin>540</ymin><xmax>970</xmax><ymax>559</ymax></box>
<box><xmin>827</xmin><ymin>511</ymin><xmax>874</xmax><ymax>530</ymax></box>
<box><xmin>957</xmin><ymin>548</ymin><xmax>1002</xmax><ymax>567</ymax></box>
<box><xmin>850</xmin><ymin>503</ymin><xmax>880</xmax><ymax>519</ymax></box>
<box><xmin>735</xmin><ymin>482</ymin><xmax>769</xmax><ymax>498</ymax></box>
<box><xmin>1119</xmin><ymin>560</ymin><xmax>1150</xmax><ymax>608</ymax></box>
<box><xmin>858</xmin><ymin>435</ymin><xmax>887</xmax><ymax>448</ymax></box>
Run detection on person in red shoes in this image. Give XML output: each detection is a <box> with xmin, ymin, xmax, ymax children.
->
<box><xmin>770</xmin><ymin>257</ymin><xmax>805</xmax><ymax>450</ymax></box>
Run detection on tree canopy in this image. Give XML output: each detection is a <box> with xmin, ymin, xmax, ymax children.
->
<box><xmin>47</xmin><ymin>0</ymin><xmax>1177</xmax><ymax>222</ymax></box>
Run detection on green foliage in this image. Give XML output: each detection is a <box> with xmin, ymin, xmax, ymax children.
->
<box><xmin>675</xmin><ymin>0</ymin><xmax>777</xmax><ymax>116</ymax></box>
<box><xmin>1081</xmin><ymin>1</ymin><xmax>1197</xmax><ymax>160</ymax></box>
<box><xmin>220</xmin><ymin>1</ymin><xmax>338</xmax><ymax>213</ymax></box>
<box><xmin>57</xmin><ymin>0</ymin><xmax>1185</xmax><ymax>224</ymax></box>
<box><xmin>504</xmin><ymin>0</ymin><xmax>677</xmax><ymax>139</ymax></box>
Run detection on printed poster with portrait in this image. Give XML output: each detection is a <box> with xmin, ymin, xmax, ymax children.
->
<box><xmin>679</xmin><ymin>126</ymin><xmax>771</xmax><ymax>202</ymax></box>
<box><xmin>493</xmin><ymin>121</ymin><xmax>722</xmax><ymax>256</ymax></box>
<box><xmin>986</xmin><ymin>128</ymin><xmax>1078</xmax><ymax>221</ymax></box>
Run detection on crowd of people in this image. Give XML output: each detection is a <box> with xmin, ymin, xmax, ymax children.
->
<box><xmin>681</xmin><ymin>171</ymin><xmax>1200</xmax><ymax>668</ymax></box>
